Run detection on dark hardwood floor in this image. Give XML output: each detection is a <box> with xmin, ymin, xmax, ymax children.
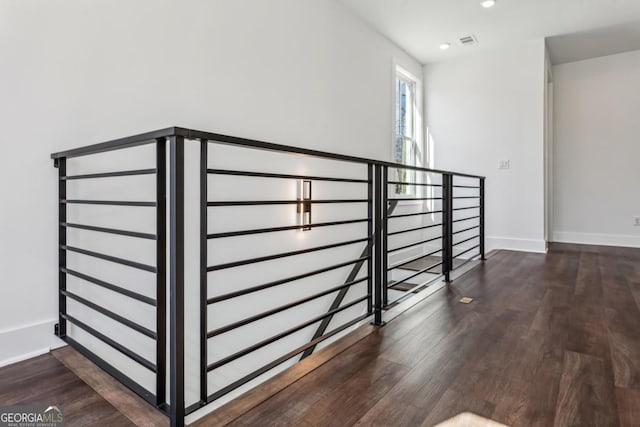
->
<box><xmin>2</xmin><ymin>244</ymin><xmax>639</xmax><ymax>426</ymax></box>
<box><xmin>0</xmin><ymin>353</ymin><xmax>134</xmax><ymax>426</ymax></box>
<box><xmin>203</xmin><ymin>243</ymin><xmax>640</xmax><ymax>426</ymax></box>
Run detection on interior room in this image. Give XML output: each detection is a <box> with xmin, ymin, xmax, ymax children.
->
<box><xmin>1</xmin><ymin>0</ymin><xmax>639</xmax><ymax>426</ymax></box>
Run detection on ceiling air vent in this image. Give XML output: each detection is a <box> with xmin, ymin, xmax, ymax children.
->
<box><xmin>459</xmin><ymin>35</ymin><xmax>478</xmax><ymax>46</ymax></box>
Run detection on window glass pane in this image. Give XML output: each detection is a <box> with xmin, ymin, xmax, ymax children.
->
<box><xmin>400</xmin><ymin>81</ymin><xmax>406</xmax><ymax>136</ymax></box>
<box><xmin>402</xmin><ymin>81</ymin><xmax>414</xmax><ymax>138</ymax></box>
<box><xmin>394</xmin><ymin>136</ymin><xmax>404</xmax><ymax>164</ymax></box>
<box><xmin>394</xmin><ymin>70</ymin><xmax>420</xmax><ymax>194</ymax></box>
<box><xmin>395</xmin><ymin>79</ymin><xmax>414</xmax><ymax>138</ymax></box>
<box><xmin>395</xmin><ymin>79</ymin><xmax>402</xmax><ymax>135</ymax></box>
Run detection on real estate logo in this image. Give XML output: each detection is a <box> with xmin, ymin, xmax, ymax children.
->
<box><xmin>0</xmin><ymin>405</ymin><xmax>64</xmax><ymax>427</ymax></box>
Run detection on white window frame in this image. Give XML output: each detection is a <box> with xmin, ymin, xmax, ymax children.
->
<box><xmin>392</xmin><ymin>62</ymin><xmax>424</xmax><ymax>196</ymax></box>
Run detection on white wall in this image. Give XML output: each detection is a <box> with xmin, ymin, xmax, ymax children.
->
<box><xmin>424</xmin><ymin>39</ymin><xmax>548</xmax><ymax>253</ymax></box>
<box><xmin>0</xmin><ymin>0</ymin><xmax>421</xmax><ymax>370</ymax></box>
<box><xmin>553</xmin><ymin>49</ymin><xmax>640</xmax><ymax>247</ymax></box>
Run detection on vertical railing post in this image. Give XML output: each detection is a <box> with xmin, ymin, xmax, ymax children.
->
<box><xmin>447</xmin><ymin>175</ymin><xmax>454</xmax><ymax>278</ymax></box>
<box><xmin>199</xmin><ymin>139</ymin><xmax>208</xmax><ymax>404</ymax></box>
<box><xmin>169</xmin><ymin>135</ymin><xmax>185</xmax><ymax>427</ymax></box>
<box><xmin>442</xmin><ymin>173</ymin><xmax>453</xmax><ymax>282</ymax></box>
<box><xmin>371</xmin><ymin>164</ymin><xmax>385</xmax><ymax>326</ymax></box>
<box><xmin>381</xmin><ymin>165</ymin><xmax>389</xmax><ymax>307</ymax></box>
<box><xmin>155</xmin><ymin>138</ymin><xmax>167</xmax><ymax>408</ymax></box>
<box><xmin>56</xmin><ymin>157</ymin><xmax>67</xmax><ymax>338</ymax></box>
<box><xmin>366</xmin><ymin>164</ymin><xmax>374</xmax><ymax>315</ymax></box>
<box><xmin>480</xmin><ymin>177</ymin><xmax>486</xmax><ymax>260</ymax></box>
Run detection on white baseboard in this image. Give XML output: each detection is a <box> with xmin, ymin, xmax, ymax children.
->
<box><xmin>390</xmin><ymin>237</ymin><xmax>547</xmax><ymax>258</ymax></box>
<box><xmin>553</xmin><ymin>231</ymin><xmax>640</xmax><ymax>248</ymax></box>
<box><xmin>0</xmin><ymin>319</ymin><xmax>66</xmax><ymax>367</ymax></box>
<box><xmin>486</xmin><ymin>236</ymin><xmax>547</xmax><ymax>253</ymax></box>
<box><xmin>0</xmin><ymin>348</ymin><xmax>51</xmax><ymax>368</ymax></box>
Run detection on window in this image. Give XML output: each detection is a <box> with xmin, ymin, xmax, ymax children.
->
<box><xmin>393</xmin><ymin>66</ymin><xmax>422</xmax><ymax>194</ymax></box>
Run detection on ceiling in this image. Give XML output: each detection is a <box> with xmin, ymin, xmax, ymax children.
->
<box><xmin>547</xmin><ymin>21</ymin><xmax>640</xmax><ymax>64</ymax></box>
<box><xmin>338</xmin><ymin>0</ymin><xmax>640</xmax><ymax>64</ymax></box>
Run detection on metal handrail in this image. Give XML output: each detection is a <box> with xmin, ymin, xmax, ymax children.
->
<box><xmin>51</xmin><ymin>127</ymin><xmax>486</xmax><ymax>427</ymax></box>
<box><xmin>51</xmin><ymin>126</ymin><xmax>485</xmax><ymax>180</ymax></box>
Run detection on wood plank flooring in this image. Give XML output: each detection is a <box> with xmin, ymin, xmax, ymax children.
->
<box><xmin>202</xmin><ymin>243</ymin><xmax>640</xmax><ymax>426</ymax></box>
<box><xmin>52</xmin><ymin>346</ymin><xmax>169</xmax><ymax>427</ymax></box>
<box><xmin>2</xmin><ymin>243</ymin><xmax>639</xmax><ymax>426</ymax></box>
<box><xmin>0</xmin><ymin>353</ymin><xmax>134</xmax><ymax>426</ymax></box>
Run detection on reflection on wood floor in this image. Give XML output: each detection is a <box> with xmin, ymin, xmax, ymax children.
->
<box><xmin>203</xmin><ymin>243</ymin><xmax>640</xmax><ymax>426</ymax></box>
<box><xmin>2</xmin><ymin>243</ymin><xmax>640</xmax><ymax>426</ymax></box>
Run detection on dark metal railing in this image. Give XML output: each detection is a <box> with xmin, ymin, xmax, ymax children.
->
<box><xmin>52</xmin><ymin>137</ymin><xmax>166</xmax><ymax>410</ymax></box>
<box><xmin>450</xmin><ymin>175</ymin><xmax>485</xmax><ymax>272</ymax></box>
<box><xmin>384</xmin><ymin>166</ymin><xmax>449</xmax><ymax>306</ymax></box>
<box><xmin>196</xmin><ymin>138</ymin><xmax>374</xmax><ymax>411</ymax></box>
<box><xmin>51</xmin><ymin>127</ymin><xmax>485</xmax><ymax>427</ymax></box>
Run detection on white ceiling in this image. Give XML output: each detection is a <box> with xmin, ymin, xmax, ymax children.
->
<box><xmin>338</xmin><ymin>0</ymin><xmax>640</xmax><ymax>64</ymax></box>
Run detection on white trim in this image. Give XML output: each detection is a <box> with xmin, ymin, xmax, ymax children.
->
<box><xmin>0</xmin><ymin>348</ymin><xmax>51</xmax><ymax>368</ymax></box>
<box><xmin>391</xmin><ymin>58</ymin><xmax>425</xmax><ymax>196</ymax></box>
<box><xmin>395</xmin><ymin>65</ymin><xmax>421</xmax><ymax>85</ymax></box>
<box><xmin>0</xmin><ymin>317</ymin><xmax>57</xmax><ymax>335</ymax></box>
<box><xmin>553</xmin><ymin>231</ymin><xmax>640</xmax><ymax>248</ymax></box>
<box><xmin>0</xmin><ymin>318</ymin><xmax>66</xmax><ymax>367</ymax></box>
<box><xmin>486</xmin><ymin>236</ymin><xmax>547</xmax><ymax>253</ymax></box>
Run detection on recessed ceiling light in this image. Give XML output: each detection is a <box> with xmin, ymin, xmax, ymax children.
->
<box><xmin>440</xmin><ymin>43</ymin><xmax>451</xmax><ymax>50</ymax></box>
<box><xmin>481</xmin><ymin>0</ymin><xmax>496</xmax><ymax>8</ymax></box>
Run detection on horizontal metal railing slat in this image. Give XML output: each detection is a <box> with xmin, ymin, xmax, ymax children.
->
<box><xmin>62</xmin><ymin>222</ymin><xmax>156</xmax><ymax>240</ymax></box>
<box><xmin>207</xmin><ymin>199</ymin><xmax>368</xmax><ymax>207</ymax></box>
<box><xmin>61</xmin><ymin>313</ymin><xmax>156</xmax><ymax>372</ymax></box>
<box><xmin>61</xmin><ymin>267</ymin><xmax>155</xmax><ymax>306</ymax></box>
<box><xmin>452</xmin><ymin>225</ymin><xmax>480</xmax><ymax>235</ymax></box>
<box><xmin>387</xmin><ymin>222</ymin><xmax>443</xmax><ymax>237</ymax></box>
<box><xmin>207</xmin><ymin>218</ymin><xmax>368</xmax><ymax>239</ymax></box>
<box><xmin>61</xmin><ymin>289</ymin><xmax>156</xmax><ymax>339</ymax></box>
<box><xmin>61</xmin><ymin>245</ymin><xmax>157</xmax><ymax>273</ymax></box>
<box><xmin>62</xmin><ymin>169</ymin><xmax>156</xmax><ymax>180</ymax></box>
<box><xmin>208</xmin><ymin>168</ymin><xmax>368</xmax><ymax>183</ymax></box>
<box><xmin>206</xmin><ymin>295</ymin><xmax>369</xmax><ymax>372</ymax></box>
<box><xmin>388</xmin><ymin>210</ymin><xmax>443</xmax><ymax>219</ymax></box>
<box><xmin>388</xmin><ymin>235</ymin><xmax>443</xmax><ymax>254</ymax></box>
<box><xmin>453</xmin><ymin>234</ymin><xmax>480</xmax><ymax>248</ymax></box>
<box><xmin>454</xmin><ymin>244</ymin><xmax>482</xmax><ymax>260</ymax></box>
<box><xmin>452</xmin><ymin>215</ymin><xmax>480</xmax><ymax>224</ymax></box>
<box><xmin>206</xmin><ymin>238</ymin><xmax>369</xmax><ymax>272</ymax></box>
<box><xmin>207</xmin><ymin>256</ymin><xmax>369</xmax><ymax>304</ymax></box>
<box><xmin>51</xmin><ymin>128</ymin><xmax>487</xmax><ymax>426</ymax></box>
<box><xmin>207</xmin><ymin>277</ymin><xmax>368</xmax><ymax>337</ymax></box>
<box><xmin>390</xmin><ymin>261</ymin><xmax>444</xmax><ymax>289</ymax></box>
<box><xmin>194</xmin><ymin>313</ymin><xmax>370</xmax><ymax>409</ymax></box>
<box><xmin>61</xmin><ymin>199</ymin><xmax>156</xmax><ymax>207</ymax></box>
<box><xmin>388</xmin><ymin>247</ymin><xmax>443</xmax><ymax>271</ymax></box>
